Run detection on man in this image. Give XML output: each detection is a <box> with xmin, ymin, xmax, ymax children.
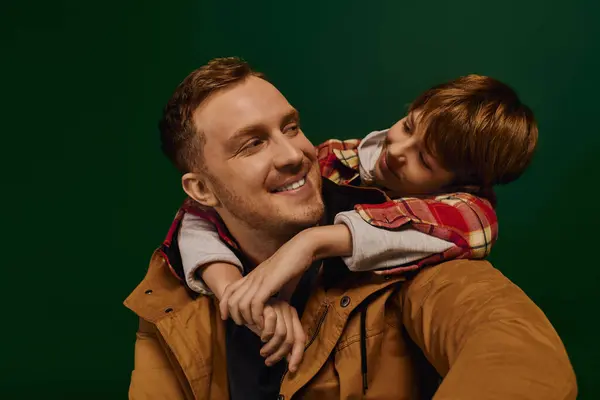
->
<box><xmin>124</xmin><ymin>57</ymin><xmax>577</xmax><ymax>399</ymax></box>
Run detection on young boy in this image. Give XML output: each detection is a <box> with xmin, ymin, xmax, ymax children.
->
<box><xmin>177</xmin><ymin>74</ymin><xmax>538</xmax><ymax>371</ymax></box>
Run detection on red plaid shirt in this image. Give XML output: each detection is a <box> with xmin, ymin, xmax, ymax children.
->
<box><xmin>315</xmin><ymin>138</ymin><xmax>498</xmax><ymax>275</ymax></box>
<box><xmin>168</xmin><ymin>137</ymin><xmax>498</xmax><ymax>277</ymax></box>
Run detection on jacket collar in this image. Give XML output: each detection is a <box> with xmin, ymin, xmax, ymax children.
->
<box><xmin>123</xmin><ymin>250</ymin><xmax>200</xmax><ymax>324</ymax></box>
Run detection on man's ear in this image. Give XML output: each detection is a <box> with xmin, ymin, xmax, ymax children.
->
<box><xmin>182</xmin><ymin>172</ymin><xmax>220</xmax><ymax>207</ymax></box>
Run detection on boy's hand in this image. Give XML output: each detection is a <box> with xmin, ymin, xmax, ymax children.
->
<box><xmin>233</xmin><ymin>300</ymin><xmax>306</xmax><ymax>373</ymax></box>
<box><xmin>258</xmin><ymin>299</ymin><xmax>306</xmax><ymax>373</ymax></box>
<box><xmin>219</xmin><ymin>234</ymin><xmax>315</xmax><ymax>328</ymax></box>
<box><xmin>219</xmin><ymin>225</ymin><xmax>352</xmax><ymax>328</ymax></box>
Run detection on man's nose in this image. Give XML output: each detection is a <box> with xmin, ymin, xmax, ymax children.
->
<box><xmin>272</xmin><ymin>136</ymin><xmax>303</xmax><ymax>170</ymax></box>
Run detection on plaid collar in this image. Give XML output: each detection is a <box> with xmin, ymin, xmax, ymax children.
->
<box><xmin>332</xmin><ymin>147</ymin><xmax>360</xmax><ymax>171</ymax></box>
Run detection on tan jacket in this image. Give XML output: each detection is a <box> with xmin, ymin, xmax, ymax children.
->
<box><xmin>124</xmin><ymin>249</ymin><xmax>576</xmax><ymax>399</ymax></box>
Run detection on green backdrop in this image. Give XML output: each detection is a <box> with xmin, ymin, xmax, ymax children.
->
<box><xmin>3</xmin><ymin>0</ymin><xmax>599</xmax><ymax>398</ymax></box>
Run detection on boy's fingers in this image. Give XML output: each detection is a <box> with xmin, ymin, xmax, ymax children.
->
<box><xmin>264</xmin><ymin>306</ymin><xmax>295</xmax><ymax>366</ymax></box>
<box><xmin>219</xmin><ymin>279</ymin><xmax>244</xmax><ymax>320</ymax></box>
<box><xmin>251</xmin><ymin>272</ymin><xmax>290</xmax><ymax>326</ymax></box>
<box><xmin>260</xmin><ymin>307</ymin><xmax>287</xmax><ymax>358</ymax></box>
<box><xmin>251</xmin><ymin>291</ymin><xmax>271</xmax><ymax>328</ymax></box>
<box><xmin>238</xmin><ymin>278</ymin><xmax>261</xmax><ymax>325</ymax></box>
<box><xmin>260</xmin><ymin>307</ymin><xmax>277</xmax><ymax>343</ymax></box>
<box><xmin>287</xmin><ymin>309</ymin><xmax>306</xmax><ymax>373</ymax></box>
<box><xmin>226</xmin><ymin>282</ymin><xmax>253</xmax><ymax>325</ymax></box>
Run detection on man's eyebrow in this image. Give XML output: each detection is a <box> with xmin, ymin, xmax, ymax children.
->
<box><xmin>226</xmin><ymin>109</ymin><xmax>300</xmax><ymax>150</ymax></box>
<box><xmin>226</xmin><ymin>124</ymin><xmax>264</xmax><ymax>149</ymax></box>
<box><xmin>281</xmin><ymin>109</ymin><xmax>300</xmax><ymax>126</ymax></box>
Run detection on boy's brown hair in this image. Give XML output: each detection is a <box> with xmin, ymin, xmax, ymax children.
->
<box><xmin>159</xmin><ymin>57</ymin><xmax>266</xmax><ymax>173</ymax></box>
<box><xmin>410</xmin><ymin>75</ymin><xmax>538</xmax><ymax>189</ymax></box>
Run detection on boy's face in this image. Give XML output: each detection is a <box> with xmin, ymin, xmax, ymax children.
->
<box><xmin>374</xmin><ymin>111</ymin><xmax>455</xmax><ymax>196</ymax></box>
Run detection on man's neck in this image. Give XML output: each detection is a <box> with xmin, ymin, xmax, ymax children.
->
<box><xmin>228</xmin><ymin>222</ymin><xmax>307</xmax><ymax>302</ymax></box>
<box><xmin>218</xmin><ymin>213</ymin><xmax>298</xmax><ymax>269</ymax></box>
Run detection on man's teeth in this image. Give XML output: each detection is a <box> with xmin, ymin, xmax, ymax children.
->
<box><xmin>275</xmin><ymin>178</ymin><xmax>306</xmax><ymax>193</ymax></box>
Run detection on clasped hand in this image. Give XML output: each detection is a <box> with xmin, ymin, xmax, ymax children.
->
<box><xmin>219</xmin><ymin>237</ymin><xmax>315</xmax><ymax>373</ymax></box>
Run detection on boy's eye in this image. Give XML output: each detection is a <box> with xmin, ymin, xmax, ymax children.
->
<box><xmin>419</xmin><ymin>152</ymin><xmax>432</xmax><ymax>170</ymax></box>
<box><xmin>403</xmin><ymin>120</ymin><xmax>412</xmax><ymax>134</ymax></box>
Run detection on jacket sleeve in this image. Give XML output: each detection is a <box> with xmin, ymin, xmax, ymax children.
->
<box><xmin>128</xmin><ymin>318</ymin><xmax>189</xmax><ymax>400</ymax></box>
<box><xmin>400</xmin><ymin>260</ymin><xmax>577</xmax><ymax>400</ymax></box>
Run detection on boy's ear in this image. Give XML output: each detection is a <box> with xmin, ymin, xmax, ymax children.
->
<box><xmin>182</xmin><ymin>172</ymin><xmax>220</xmax><ymax>207</ymax></box>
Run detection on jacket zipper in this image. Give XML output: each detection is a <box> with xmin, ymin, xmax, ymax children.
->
<box><xmin>279</xmin><ymin>304</ymin><xmax>330</xmax><ymax>387</ymax></box>
<box><xmin>303</xmin><ymin>304</ymin><xmax>330</xmax><ymax>351</ymax></box>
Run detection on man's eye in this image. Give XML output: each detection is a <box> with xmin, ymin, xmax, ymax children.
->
<box><xmin>239</xmin><ymin>139</ymin><xmax>264</xmax><ymax>154</ymax></box>
<box><xmin>247</xmin><ymin>139</ymin><xmax>263</xmax><ymax>148</ymax></box>
<box><xmin>284</xmin><ymin>124</ymin><xmax>300</xmax><ymax>134</ymax></box>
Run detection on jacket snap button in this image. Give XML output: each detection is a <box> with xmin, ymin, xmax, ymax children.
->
<box><xmin>340</xmin><ymin>296</ymin><xmax>351</xmax><ymax>308</ymax></box>
<box><xmin>144</xmin><ymin>289</ymin><xmax>153</xmax><ymax>294</ymax></box>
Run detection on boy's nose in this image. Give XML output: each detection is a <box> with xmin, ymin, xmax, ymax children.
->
<box><xmin>387</xmin><ymin>142</ymin><xmax>408</xmax><ymax>165</ymax></box>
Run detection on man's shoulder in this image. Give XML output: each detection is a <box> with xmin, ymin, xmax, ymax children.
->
<box><xmin>408</xmin><ymin>258</ymin><xmax>498</xmax><ymax>282</ymax></box>
<box><xmin>400</xmin><ymin>259</ymin><xmax>507</xmax><ymax>302</ymax></box>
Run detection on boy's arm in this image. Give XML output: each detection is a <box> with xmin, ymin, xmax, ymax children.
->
<box><xmin>334</xmin><ymin>211</ymin><xmax>454</xmax><ymax>272</ymax></box>
<box><xmin>179</xmin><ymin>212</ymin><xmax>243</xmax><ymax>296</ymax></box>
<box><xmin>219</xmin><ymin>192</ymin><xmax>496</xmax><ymax>326</ymax></box>
<box><xmin>200</xmin><ymin>262</ymin><xmax>245</xmax><ymax>300</ymax></box>
<box><xmin>218</xmin><ymin>221</ymin><xmax>451</xmax><ymax>326</ymax></box>
<box><xmin>351</xmin><ymin>192</ymin><xmax>499</xmax><ymax>274</ymax></box>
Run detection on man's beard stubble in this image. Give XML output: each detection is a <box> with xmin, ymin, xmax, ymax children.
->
<box><xmin>207</xmin><ymin>173</ymin><xmax>325</xmax><ymax>240</ymax></box>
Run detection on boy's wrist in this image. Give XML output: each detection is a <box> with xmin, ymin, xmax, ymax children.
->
<box><xmin>297</xmin><ymin>224</ymin><xmax>353</xmax><ymax>261</ymax></box>
<box><xmin>199</xmin><ymin>262</ymin><xmax>243</xmax><ymax>300</ymax></box>
<box><xmin>292</xmin><ymin>227</ymin><xmax>324</xmax><ymax>261</ymax></box>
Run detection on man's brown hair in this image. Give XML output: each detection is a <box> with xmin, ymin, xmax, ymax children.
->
<box><xmin>410</xmin><ymin>74</ymin><xmax>538</xmax><ymax>189</ymax></box>
<box><xmin>159</xmin><ymin>57</ymin><xmax>265</xmax><ymax>173</ymax></box>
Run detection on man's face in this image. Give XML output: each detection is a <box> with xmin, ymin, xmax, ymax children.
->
<box><xmin>193</xmin><ymin>76</ymin><xmax>324</xmax><ymax>235</ymax></box>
